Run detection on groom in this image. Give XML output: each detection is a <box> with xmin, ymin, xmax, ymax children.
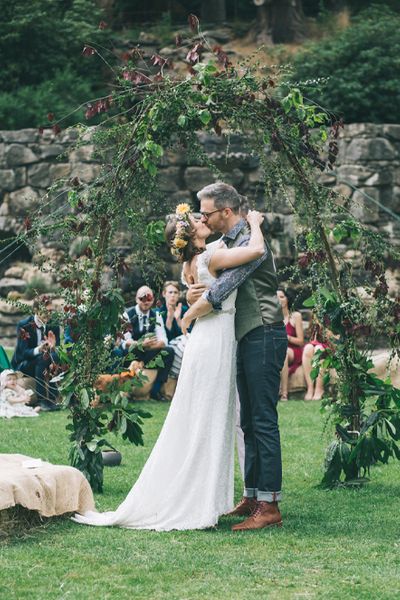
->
<box><xmin>185</xmin><ymin>182</ymin><xmax>287</xmax><ymax>531</ymax></box>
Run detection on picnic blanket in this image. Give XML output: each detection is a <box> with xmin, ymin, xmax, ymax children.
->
<box><xmin>0</xmin><ymin>454</ymin><xmax>95</xmax><ymax>517</ymax></box>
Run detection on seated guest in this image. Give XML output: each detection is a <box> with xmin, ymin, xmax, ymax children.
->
<box><xmin>0</xmin><ymin>370</ymin><xmax>40</xmax><ymax>418</ymax></box>
<box><xmin>158</xmin><ymin>280</ymin><xmax>188</xmax><ymax>342</ymax></box>
<box><xmin>157</xmin><ymin>281</ymin><xmax>189</xmax><ymax>381</ymax></box>
<box><xmin>11</xmin><ymin>295</ymin><xmax>60</xmax><ymax>411</ymax></box>
<box><xmin>277</xmin><ymin>288</ymin><xmax>304</xmax><ymax>401</ymax></box>
<box><xmin>302</xmin><ymin>314</ymin><xmax>334</xmax><ymax>401</ymax></box>
<box><xmin>123</xmin><ymin>286</ymin><xmax>174</xmax><ymax>401</ymax></box>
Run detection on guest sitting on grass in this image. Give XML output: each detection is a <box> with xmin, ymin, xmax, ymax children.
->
<box><xmin>302</xmin><ymin>314</ymin><xmax>335</xmax><ymax>401</ymax></box>
<box><xmin>0</xmin><ymin>370</ymin><xmax>40</xmax><ymax>418</ymax></box>
<box><xmin>11</xmin><ymin>295</ymin><xmax>60</xmax><ymax>411</ymax></box>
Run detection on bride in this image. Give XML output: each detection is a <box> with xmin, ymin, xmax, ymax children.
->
<box><xmin>73</xmin><ymin>204</ymin><xmax>265</xmax><ymax>531</ymax></box>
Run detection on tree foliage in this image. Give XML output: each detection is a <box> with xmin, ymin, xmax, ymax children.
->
<box><xmin>290</xmin><ymin>7</ymin><xmax>400</xmax><ymax>123</ymax></box>
<box><xmin>0</xmin><ymin>0</ymin><xmax>111</xmax><ymax>128</ymax></box>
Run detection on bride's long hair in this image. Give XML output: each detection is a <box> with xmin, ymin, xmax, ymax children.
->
<box><xmin>165</xmin><ymin>217</ymin><xmax>201</xmax><ymax>263</ymax></box>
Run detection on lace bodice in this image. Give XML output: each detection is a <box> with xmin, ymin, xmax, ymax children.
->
<box><xmin>196</xmin><ymin>243</ymin><xmax>237</xmax><ymax>313</ymax></box>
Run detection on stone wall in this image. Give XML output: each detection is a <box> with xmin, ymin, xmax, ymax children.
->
<box><xmin>0</xmin><ymin>123</ymin><xmax>399</xmax><ymax>345</ymax></box>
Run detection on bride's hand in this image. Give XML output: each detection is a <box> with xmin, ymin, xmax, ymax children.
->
<box><xmin>246</xmin><ymin>210</ymin><xmax>264</xmax><ymax>227</ymax></box>
<box><xmin>181</xmin><ymin>314</ymin><xmax>192</xmax><ymax>336</ymax></box>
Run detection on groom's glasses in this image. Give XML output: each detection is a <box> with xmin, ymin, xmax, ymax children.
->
<box><xmin>200</xmin><ymin>208</ymin><xmax>224</xmax><ymax>220</ymax></box>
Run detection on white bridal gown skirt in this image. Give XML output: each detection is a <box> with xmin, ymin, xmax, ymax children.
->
<box><xmin>73</xmin><ymin>307</ymin><xmax>237</xmax><ymax>531</ymax></box>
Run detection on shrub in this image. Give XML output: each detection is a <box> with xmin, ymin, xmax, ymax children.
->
<box><xmin>290</xmin><ymin>7</ymin><xmax>400</xmax><ymax>123</ymax></box>
<box><xmin>0</xmin><ymin>68</ymin><xmax>96</xmax><ymax>129</ymax></box>
<box><xmin>0</xmin><ymin>0</ymin><xmax>111</xmax><ymax>128</ymax></box>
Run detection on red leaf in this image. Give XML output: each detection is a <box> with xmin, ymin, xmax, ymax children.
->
<box><xmin>38</xmin><ymin>127</ymin><xmax>44</xmax><ymax>135</ymax></box>
<box><xmin>186</xmin><ymin>43</ymin><xmax>203</xmax><ymax>65</ymax></box>
<box><xmin>24</xmin><ymin>217</ymin><xmax>32</xmax><ymax>231</ymax></box>
<box><xmin>175</xmin><ymin>34</ymin><xmax>182</xmax><ymax>47</ymax></box>
<box><xmin>213</xmin><ymin>45</ymin><xmax>231</xmax><ymax>68</ymax></box>
<box><xmin>188</xmin><ymin>14</ymin><xmax>200</xmax><ymax>32</ymax></box>
<box><xmin>151</xmin><ymin>54</ymin><xmax>168</xmax><ymax>68</ymax></box>
<box><xmin>47</xmin><ymin>112</ymin><xmax>55</xmax><ymax>122</ymax></box>
<box><xmin>82</xmin><ymin>45</ymin><xmax>96</xmax><ymax>57</ymax></box>
<box><xmin>52</xmin><ymin>124</ymin><xmax>61</xmax><ymax>135</ymax></box>
<box><xmin>19</xmin><ymin>328</ymin><xmax>30</xmax><ymax>341</ymax></box>
<box><xmin>122</xmin><ymin>70</ymin><xmax>151</xmax><ymax>85</ymax></box>
<box><xmin>98</xmin><ymin>20</ymin><xmax>108</xmax><ymax>29</ymax></box>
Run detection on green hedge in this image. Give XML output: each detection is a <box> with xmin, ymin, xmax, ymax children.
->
<box><xmin>290</xmin><ymin>7</ymin><xmax>400</xmax><ymax>123</ymax></box>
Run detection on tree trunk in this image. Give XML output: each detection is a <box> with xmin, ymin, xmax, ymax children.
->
<box><xmin>201</xmin><ymin>0</ymin><xmax>226</xmax><ymax>24</ymax></box>
<box><xmin>270</xmin><ymin>0</ymin><xmax>306</xmax><ymax>44</ymax></box>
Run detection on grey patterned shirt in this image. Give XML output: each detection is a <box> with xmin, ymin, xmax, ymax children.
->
<box><xmin>204</xmin><ymin>219</ymin><xmax>268</xmax><ymax>308</ymax></box>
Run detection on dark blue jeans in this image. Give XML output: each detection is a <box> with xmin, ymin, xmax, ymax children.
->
<box><xmin>237</xmin><ymin>324</ymin><xmax>287</xmax><ymax>502</ymax></box>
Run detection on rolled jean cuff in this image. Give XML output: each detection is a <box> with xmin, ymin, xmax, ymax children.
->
<box><xmin>257</xmin><ymin>491</ymin><xmax>282</xmax><ymax>502</ymax></box>
<box><xmin>244</xmin><ymin>488</ymin><xmax>258</xmax><ymax>498</ymax></box>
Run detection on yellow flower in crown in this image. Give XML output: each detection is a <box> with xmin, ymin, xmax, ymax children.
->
<box><xmin>173</xmin><ymin>237</ymin><xmax>188</xmax><ymax>249</ymax></box>
<box><xmin>176</xmin><ymin>203</ymin><xmax>190</xmax><ymax>216</ymax></box>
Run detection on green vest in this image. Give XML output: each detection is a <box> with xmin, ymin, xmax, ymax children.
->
<box><xmin>226</xmin><ymin>224</ymin><xmax>283</xmax><ymax>341</ymax></box>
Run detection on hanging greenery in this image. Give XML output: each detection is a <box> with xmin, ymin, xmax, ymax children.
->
<box><xmin>12</xmin><ymin>14</ymin><xmax>400</xmax><ymax>491</ymax></box>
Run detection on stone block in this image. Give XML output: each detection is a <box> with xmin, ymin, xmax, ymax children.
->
<box><xmin>350</xmin><ymin>187</ymin><xmax>380</xmax><ymax>223</ymax></box>
<box><xmin>6</xmin><ymin>144</ymin><xmax>38</xmax><ymax>167</ymax></box>
<box><xmin>184</xmin><ymin>166</ymin><xmax>214</xmax><ymax>191</ymax></box>
<box><xmin>0</xmin><ymin>278</ymin><xmax>27</xmax><ymax>297</ymax></box>
<box><xmin>169</xmin><ymin>190</ymin><xmax>192</xmax><ymax>204</ymax></box>
<box><xmin>15</xmin><ymin>168</ymin><xmax>26</xmax><ymax>187</ymax></box>
<box><xmin>156</xmin><ymin>167</ymin><xmax>180</xmax><ymax>192</ymax></box>
<box><xmin>4</xmin><ymin>265</ymin><xmax>25</xmax><ymax>278</ymax></box>
<box><xmin>0</xmin><ymin>199</ymin><xmax>9</xmax><ymax>216</ymax></box>
<box><xmin>345</xmin><ymin>138</ymin><xmax>396</xmax><ymax>162</ymax></box>
<box><xmin>0</xmin><ymin>170</ymin><xmax>15</xmax><ymax>191</ymax></box>
<box><xmin>8</xmin><ymin>186</ymin><xmax>40</xmax><ymax>216</ymax></box>
<box><xmin>40</xmin><ymin>144</ymin><xmax>64</xmax><ymax>159</ymax></box>
<box><xmin>0</xmin><ymin>298</ymin><xmax>30</xmax><ymax>315</ymax></box>
<box><xmin>60</xmin><ymin>128</ymin><xmax>80</xmax><ymax>144</ymax></box>
<box><xmin>383</xmin><ymin>125</ymin><xmax>400</xmax><ymax>140</ymax></box>
<box><xmin>70</xmin><ymin>163</ymin><xmax>101</xmax><ymax>183</ymax></box>
<box><xmin>0</xmin><ymin>143</ymin><xmax>5</xmax><ymax>165</ymax></box>
<box><xmin>381</xmin><ymin>186</ymin><xmax>400</xmax><ymax>214</ymax></box>
<box><xmin>27</xmin><ymin>163</ymin><xmax>50</xmax><ymax>187</ymax></box>
<box><xmin>49</xmin><ymin>163</ymin><xmax>71</xmax><ymax>181</ymax></box>
<box><xmin>0</xmin><ymin>129</ymin><xmax>39</xmax><ymax>144</ymax></box>
<box><xmin>70</xmin><ymin>145</ymin><xmax>95</xmax><ymax>163</ymax></box>
<box><xmin>345</xmin><ymin>123</ymin><xmax>380</xmax><ymax>137</ymax></box>
<box><xmin>219</xmin><ymin>168</ymin><xmax>244</xmax><ymax>187</ymax></box>
<box><xmin>318</xmin><ymin>172</ymin><xmax>336</xmax><ymax>185</ymax></box>
<box><xmin>365</xmin><ymin>169</ymin><xmax>392</xmax><ymax>186</ymax></box>
<box><xmin>336</xmin><ymin>165</ymin><xmax>374</xmax><ymax>185</ymax></box>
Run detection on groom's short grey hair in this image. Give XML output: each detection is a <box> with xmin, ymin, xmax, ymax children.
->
<box><xmin>197</xmin><ymin>182</ymin><xmax>241</xmax><ymax>214</ymax></box>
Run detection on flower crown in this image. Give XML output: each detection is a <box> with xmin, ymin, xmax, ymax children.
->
<box><xmin>171</xmin><ymin>203</ymin><xmax>191</xmax><ymax>257</ymax></box>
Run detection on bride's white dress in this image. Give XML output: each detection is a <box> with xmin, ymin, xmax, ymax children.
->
<box><xmin>73</xmin><ymin>245</ymin><xmax>237</xmax><ymax>531</ymax></box>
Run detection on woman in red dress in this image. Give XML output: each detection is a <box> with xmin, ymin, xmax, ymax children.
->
<box><xmin>302</xmin><ymin>316</ymin><xmax>331</xmax><ymax>401</ymax></box>
<box><xmin>277</xmin><ymin>288</ymin><xmax>304</xmax><ymax>401</ymax></box>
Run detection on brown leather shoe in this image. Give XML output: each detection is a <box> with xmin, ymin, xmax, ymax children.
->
<box><xmin>225</xmin><ymin>497</ymin><xmax>257</xmax><ymax>517</ymax></box>
<box><xmin>232</xmin><ymin>501</ymin><xmax>283</xmax><ymax>531</ymax></box>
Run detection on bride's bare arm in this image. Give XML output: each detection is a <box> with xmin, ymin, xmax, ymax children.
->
<box><xmin>181</xmin><ymin>297</ymin><xmax>212</xmax><ymax>334</ymax></box>
<box><xmin>208</xmin><ymin>211</ymin><xmax>265</xmax><ymax>273</ymax></box>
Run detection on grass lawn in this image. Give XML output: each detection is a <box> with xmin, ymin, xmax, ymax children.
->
<box><xmin>0</xmin><ymin>401</ymin><xmax>399</xmax><ymax>600</ymax></box>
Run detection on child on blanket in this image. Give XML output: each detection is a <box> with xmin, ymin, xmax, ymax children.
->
<box><xmin>0</xmin><ymin>370</ymin><xmax>40</xmax><ymax>418</ymax></box>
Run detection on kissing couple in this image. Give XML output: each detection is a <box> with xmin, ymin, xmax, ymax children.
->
<box><xmin>74</xmin><ymin>182</ymin><xmax>287</xmax><ymax>532</ymax></box>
